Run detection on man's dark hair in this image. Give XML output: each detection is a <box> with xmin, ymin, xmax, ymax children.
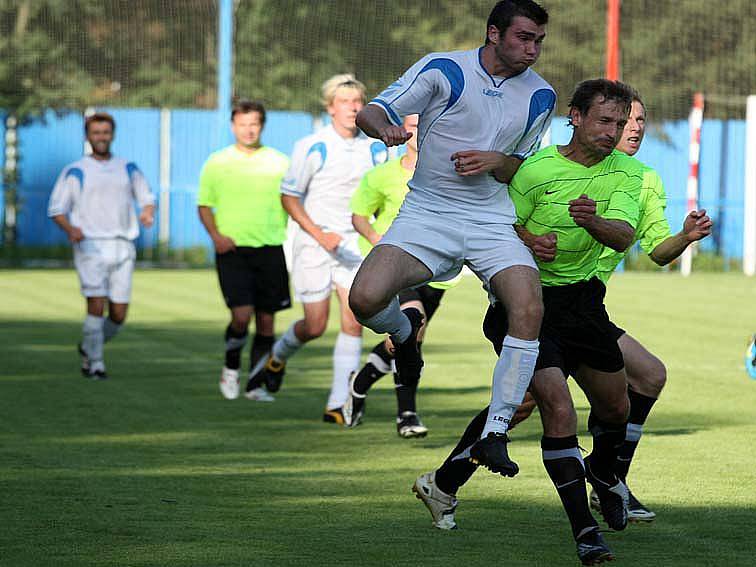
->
<box><xmin>486</xmin><ymin>0</ymin><xmax>548</xmax><ymax>44</ymax></box>
<box><xmin>231</xmin><ymin>99</ymin><xmax>266</xmax><ymax>123</ymax></box>
<box><xmin>84</xmin><ymin>112</ymin><xmax>115</xmax><ymax>134</ymax></box>
<box><xmin>568</xmin><ymin>79</ymin><xmax>637</xmax><ymax>118</ymax></box>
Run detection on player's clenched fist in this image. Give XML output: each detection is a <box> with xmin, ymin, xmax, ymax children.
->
<box><xmin>682</xmin><ymin>209</ymin><xmax>713</xmax><ymax>242</ymax></box>
<box><xmin>531</xmin><ymin>232</ymin><xmax>557</xmax><ymax>262</ymax></box>
<box><xmin>378</xmin><ymin>125</ymin><xmax>413</xmax><ymax>147</ymax></box>
<box><xmin>568</xmin><ymin>193</ymin><xmax>597</xmax><ymax>227</ymax></box>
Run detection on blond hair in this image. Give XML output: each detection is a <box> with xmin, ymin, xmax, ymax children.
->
<box><xmin>321</xmin><ymin>74</ymin><xmax>366</xmax><ymax>108</ymax></box>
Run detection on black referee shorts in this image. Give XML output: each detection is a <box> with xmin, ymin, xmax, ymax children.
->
<box><xmin>215</xmin><ymin>245</ymin><xmax>291</xmax><ymax>312</ymax></box>
<box><xmin>398</xmin><ymin>284</ymin><xmax>446</xmax><ymax>322</ymax></box>
<box><xmin>482</xmin><ymin>278</ymin><xmax>625</xmax><ymax>377</ymax></box>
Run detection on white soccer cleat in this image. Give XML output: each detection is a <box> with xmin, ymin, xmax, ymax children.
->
<box><xmin>412</xmin><ymin>471</ymin><xmax>458</xmax><ymax>530</ymax></box>
<box><xmin>244</xmin><ymin>387</ymin><xmax>275</xmax><ymax>402</ymax></box>
<box><xmin>219</xmin><ymin>366</ymin><xmax>240</xmax><ymax>400</ymax></box>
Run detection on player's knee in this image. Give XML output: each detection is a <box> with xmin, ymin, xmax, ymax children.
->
<box><xmin>645</xmin><ymin>358</ymin><xmax>667</xmax><ymax>394</ymax></box>
<box><xmin>302</xmin><ymin>318</ymin><xmax>327</xmax><ymax>340</ymax></box>
<box><xmin>231</xmin><ymin>313</ymin><xmax>251</xmax><ymax>330</ymax></box>
<box><xmin>348</xmin><ymin>283</ymin><xmax>385</xmax><ymax>321</ymax></box>
<box><xmin>109</xmin><ymin>313</ymin><xmax>127</xmax><ymax>325</ymax></box>
<box><xmin>540</xmin><ymin>401</ymin><xmax>577</xmax><ymax>436</ymax></box>
<box><xmin>602</xmin><ymin>396</ymin><xmax>630</xmax><ymax>424</ymax></box>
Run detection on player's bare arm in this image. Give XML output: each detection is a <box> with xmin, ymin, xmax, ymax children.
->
<box><xmin>356</xmin><ymin>105</ymin><xmax>412</xmax><ymax>147</ymax></box>
<box><xmin>198</xmin><ymin>205</ymin><xmax>236</xmax><ymax>253</ymax></box>
<box><xmin>352</xmin><ymin>213</ymin><xmax>382</xmax><ymax>246</ymax></box>
<box><xmin>568</xmin><ymin>193</ymin><xmax>634</xmax><ymax>251</ymax></box>
<box><xmin>51</xmin><ymin>214</ymin><xmax>84</xmax><ymax>243</ymax></box>
<box><xmin>650</xmin><ymin>209</ymin><xmax>713</xmax><ymax>265</ymax></box>
<box><xmin>139</xmin><ymin>204</ymin><xmax>155</xmax><ymax>228</ymax></box>
<box><xmin>281</xmin><ymin>194</ymin><xmax>342</xmax><ymax>252</ymax></box>
<box><xmin>451</xmin><ymin>151</ymin><xmax>523</xmax><ymax>184</ymax></box>
<box><xmin>514</xmin><ymin>225</ymin><xmax>557</xmax><ymax>262</ymax></box>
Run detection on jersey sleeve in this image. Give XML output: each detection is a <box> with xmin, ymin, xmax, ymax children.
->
<box><xmin>368</xmin><ymin>55</ymin><xmax>440</xmax><ymax>125</ymax></box>
<box><xmin>127</xmin><ymin>162</ymin><xmax>155</xmax><ymax>208</ymax></box>
<box><xmin>197</xmin><ymin>156</ymin><xmax>217</xmax><ymax>207</ymax></box>
<box><xmin>602</xmin><ymin>162</ymin><xmax>643</xmax><ymax>229</ymax></box>
<box><xmin>47</xmin><ymin>166</ymin><xmax>81</xmax><ymax>217</ymax></box>
<box><xmin>508</xmin><ymin>162</ymin><xmax>539</xmax><ymax>224</ymax></box>
<box><xmin>350</xmin><ymin>170</ymin><xmax>384</xmax><ymax>217</ymax></box>
<box><xmin>512</xmin><ymin>88</ymin><xmax>556</xmax><ymax>159</ymax></box>
<box><xmin>281</xmin><ymin>138</ymin><xmax>324</xmax><ymax>198</ymax></box>
<box><xmin>637</xmin><ymin>169</ymin><xmax>672</xmax><ymax>254</ymax></box>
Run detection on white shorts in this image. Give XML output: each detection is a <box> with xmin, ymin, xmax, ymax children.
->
<box><xmin>73</xmin><ymin>238</ymin><xmax>136</xmax><ymax>303</ymax></box>
<box><xmin>291</xmin><ymin>231</ymin><xmax>362</xmax><ymax>303</ymax></box>
<box><xmin>379</xmin><ymin>204</ymin><xmax>536</xmax><ymax>285</ymax></box>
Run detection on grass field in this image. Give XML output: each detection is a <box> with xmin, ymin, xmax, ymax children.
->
<box><xmin>1</xmin><ymin>269</ymin><xmax>755</xmax><ymax>566</ymax></box>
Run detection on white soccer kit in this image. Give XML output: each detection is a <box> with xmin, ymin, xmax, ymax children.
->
<box><xmin>48</xmin><ymin>156</ymin><xmax>154</xmax><ymax>302</ymax></box>
<box><xmin>369</xmin><ymin>47</ymin><xmax>556</xmax><ymax>283</ymax></box>
<box><xmin>282</xmin><ymin>124</ymin><xmax>389</xmax><ymax>302</ymax></box>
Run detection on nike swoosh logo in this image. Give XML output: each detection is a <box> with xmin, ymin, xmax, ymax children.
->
<box><xmin>545</xmin><ymin>190</ymin><xmax>558</xmax><ymax>195</ymax></box>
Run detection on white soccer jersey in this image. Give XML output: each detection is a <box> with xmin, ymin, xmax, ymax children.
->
<box><xmin>370</xmin><ymin>48</ymin><xmax>556</xmax><ymax>225</ymax></box>
<box><xmin>281</xmin><ymin>124</ymin><xmax>389</xmax><ymax>234</ymax></box>
<box><xmin>47</xmin><ymin>156</ymin><xmax>155</xmax><ymax>240</ymax></box>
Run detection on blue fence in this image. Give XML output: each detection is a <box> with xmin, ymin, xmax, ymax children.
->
<box><xmin>1</xmin><ymin>107</ymin><xmax>749</xmax><ymax>260</ymax></box>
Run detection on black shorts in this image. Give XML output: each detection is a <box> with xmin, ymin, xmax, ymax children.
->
<box><xmin>482</xmin><ymin>278</ymin><xmax>624</xmax><ymax>377</ymax></box>
<box><xmin>398</xmin><ymin>285</ymin><xmax>446</xmax><ymax>322</ymax></box>
<box><xmin>215</xmin><ymin>246</ymin><xmax>291</xmax><ymax>311</ymax></box>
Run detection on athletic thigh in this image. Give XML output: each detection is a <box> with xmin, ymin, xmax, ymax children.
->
<box><xmin>352</xmin><ymin>244</ymin><xmax>433</xmax><ymax>303</ymax></box>
<box><xmin>488</xmin><ymin>264</ymin><xmax>542</xmax><ymax>340</ymax></box>
<box><xmin>465</xmin><ymin>223</ymin><xmax>537</xmax><ymax>287</ymax></box>
<box><xmin>573</xmin><ymin>365</ymin><xmax>629</xmax><ymax>422</ymax></box>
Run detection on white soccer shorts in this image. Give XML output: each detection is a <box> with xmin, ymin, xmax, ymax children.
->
<box><xmin>73</xmin><ymin>238</ymin><xmax>136</xmax><ymax>303</ymax></box>
<box><xmin>291</xmin><ymin>231</ymin><xmax>362</xmax><ymax>303</ymax></box>
<box><xmin>378</xmin><ymin>204</ymin><xmax>537</xmax><ymax>285</ymax></box>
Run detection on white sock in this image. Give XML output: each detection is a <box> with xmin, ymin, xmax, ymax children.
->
<box><xmin>360</xmin><ymin>296</ymin><xmax>411</xmax><ymax>343</ymax></box>
<box><xmin>103</xmin><ymin>318</ymin><xmax>122</xmax><ymax>343</ymax></box>
<box><xmin>327</xmin><ymin>332</ymin><xmax>362</xmax><ymax>410</ymax></box>
<box><xmin>481</xmin><ymin>335</ymin><xmax>539</xmax><ymax>437</ymax></box>
<box><xmin>272</xmin><ymin>322</ymin><xmax>303</xmax><ymax>362</ymax></box>
<box><xmin>82</xmin><ymin>315</ymin><xmax>105</xmax><ymax>365</ymax></box>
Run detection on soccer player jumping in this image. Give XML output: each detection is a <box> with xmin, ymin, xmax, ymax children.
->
<box><xmin>351</xmin><ymin>0</ymin><xmax>555</xmax><ymax>473</ymax></box>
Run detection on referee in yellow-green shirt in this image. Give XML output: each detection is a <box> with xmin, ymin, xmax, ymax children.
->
<box><xmin>198</xmin><ymin>100</ymin><xmax>291</xmax><ymax>403</ymax></box>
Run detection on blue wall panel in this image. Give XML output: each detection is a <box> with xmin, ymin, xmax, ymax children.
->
<box><xmin>0</xmin><ymin>113</ymin><xmax>5</xmax><ymax>237</ymax></box>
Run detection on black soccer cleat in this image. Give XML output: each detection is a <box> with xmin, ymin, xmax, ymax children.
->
<box><xmin>469</xmin><ymin>432</ymin><xmax>519</xmax><ymax>477</ymax></box>
<box><xmin>391</xmin><ymin>308</ymin><xmax>424</xmax><ymax>385</ymax></box>
<box><xmin>576</xmin><ymin>528</ymin><xmax>614</xmax><ymax>565</ymax></box>
<box><xmin>343</xmin><ymin>371</ymin><xmax>366</xmax><ymax>428</ymax></box>
<box><xmin>584</xmin><ymin>454</ymin><xmax>629</xmax><ymax>531</ymax></box>
<box><xmin>248</xmin><ymin>356</ymin><xmax>286</xmax><ymax>393</ymax></box>
<box><xmin>396</xmin><ymin>411</ymin><xmax>428</xmax><ymax>438</ymax></box>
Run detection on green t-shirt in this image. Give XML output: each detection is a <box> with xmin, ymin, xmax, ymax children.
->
<box><xmin>509</xmin><ymin>145</ymin><xmax>643</xmax><ymax>286</ymax></box>
<box><xmin>197</xmin><ymin>145</ymin><xmax>290</xmax><ymax>247</ymax></box>
<box><xmin>596</xmin><ymin>166</ymin><xmax>672</xmax><ymax>283</ymax></box>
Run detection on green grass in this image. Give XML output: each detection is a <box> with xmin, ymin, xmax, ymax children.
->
<box><xmin>1</xmin><ymin>270</ymin><xmax>755</xmax><ymax>566</ymax></box>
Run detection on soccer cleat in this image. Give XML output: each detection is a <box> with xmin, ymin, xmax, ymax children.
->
<box><xmin>219</xmin><ymin>366</ymin><xmax>240</xmax><ymax>400</ymax></box>
<box><xmin>412</xmin><ymin>471</ymin><xmax>458</xmax><ymax>530</ymax></box>
<box><xmin>84</xmin><ymin>369</ymin><xmax>108</xmax><ymax>381</ymax></box>
<box><xmin>78</xmin><ymin>343</ymin><xmax>91</xmax><ymax>377</ymax></box>
<box><xmin>469</xmin><ymin>432</ymin><xmax>519</xmax><ymax>477</ymax></box>
<box><xmin>584</xmin><ymin>455</ymin><xmax>629</xmax><ymax>531</ymax></box>
<box><xmin>248</xmin><ymin>356</ymin><xmax>286</xmax><ymax>393</ymax></box>
<box><xmin>397</xmin><ymin>411</ymin><xmax>429</xmax><ymax>438</ymax></box>
<box><xmin>391</xmin><ymin>308</ymin><xmax>424</xmax><ymax>385</ymax></box>
<box><xmin>343</xmin><ymin>372</ymin><xmax>366</xmax><ymax>428</ymax></box>
<box><xmin>627</xmin><ymin>490</ymin><xmax>656</xmax><ymax>522</ymax></box>
<box><xmin>323</xmin><ymin>407</ymin><xmax>347</xmax><ymax>425</ymax></box>
<box><xmin>576</xmin><ymin>528</ymin><xmax>614</xmax><ymax>565</ymax></box>
<box><xmin>243</xmin><ymin>386</ymin><xmax>275</xmax><ymax>402</ymax></box>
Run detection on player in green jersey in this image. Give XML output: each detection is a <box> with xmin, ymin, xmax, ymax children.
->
<box><xmin>345</xmin><ymin>114</ymin><xmax>457</xmax><ymax>437</ymax></box>
<box><xmin>198</xmin><ymin>100</ymin><xmax>291</xmax><ymax>403</ymax></box>
<box><xmin>413</xmin><ymin>80</ymin><xmax>642</xmax><ymax>565</ymax></box>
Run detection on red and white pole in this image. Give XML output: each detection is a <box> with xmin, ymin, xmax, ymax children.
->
<box><xmin>605</xmin><ymin>0</ymin><xmax>621</xmax><ymax>80</ymax></box>
<box><xmin>681</xmin><ymin>92</ymin><xmax>705</xmax><ymax>276</ymax></box>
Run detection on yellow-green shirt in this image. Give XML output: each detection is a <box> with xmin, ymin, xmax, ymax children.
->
<box><xmin>198</xmin><ymin>145</ymin><xmax>289</xmax><ymax>247</ymax></box>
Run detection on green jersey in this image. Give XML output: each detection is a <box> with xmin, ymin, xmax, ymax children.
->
<box><xmin>596</xmin><ymin>166</ymin><xmax>672</xmax><ymax>283</ymax></box>
<box><xmin>197</xmin><ymin>145</ymin><xmax>289</xmax><ymax>247</ymax></box>
<box><xmin>509</xmin><ymin>145</ymin><xmax>643</xmax><ymax>286</ymax></box>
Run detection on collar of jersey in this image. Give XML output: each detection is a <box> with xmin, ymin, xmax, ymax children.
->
<box><xmin>477</xmin><ymin>47</ymin><xmax>528</xmax><ymax>88</ymax></box>
<box><xmin>552</xmin><ymin>145</ymin><xmax>617</xmax><ymax>170</ymax></box>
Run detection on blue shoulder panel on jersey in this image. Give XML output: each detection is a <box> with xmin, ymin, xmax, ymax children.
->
<box><xmin>370</xmin><ymin>142</ymin><xmax>388</xmax><ymax>166</ymax></box>
<box><xmin>306</xmin><ymin>142</ymin><xmax>327</xmax><ymax>172</ymax></box>
<box><xmin>126</xmin><ymin>162</ymin><xmax>141</xmax><ymax>181</ymax></box>
<box><xmin>525</xmin><ymin>89</ymin><xmax>556</xmax><ymax>134</ymax></box>
<box><xmin>65</xmin><ymin>167</ymin><xmax>84</xmax><ymax>186</ymax></box>
<box><xmin>387</xmin><ymin>57</ymin><xmax>465</xmax><ymax>115</ymax></box>
<box><xmin>370</xmin><ymin>99</ymin><xmax>402</xmax><ymax>126</ymax></box>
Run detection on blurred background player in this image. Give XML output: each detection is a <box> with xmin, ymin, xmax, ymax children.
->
<box><xmin>250</xmin><ymin>75</ymin><xmax>389</xmax><ymax>423</ymax></box>
<box><xmin>48</xmin><ymin>112</ymin><xmax>154</xmax><ymax>380</ymax></box>
<box><xmin>347</xmin><ymin>113</ymin><xmax>459</xmax><ymax>437</ymax></box>
<box><xmin>198</xmin><ymin>100</ymin><xmax>291</xmax><ymax>402</ymax></box>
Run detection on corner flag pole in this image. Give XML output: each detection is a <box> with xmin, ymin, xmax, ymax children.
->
<box><xmin>681</xmin><ymin>92</ymin><xmax>704</xmax><ymax>277</ymax></box>
<box><xmin>605</xmin><ymin>0</ymin><xmax>621</xmax><ymax>80</ymax></box>
<box><xmin>744</xmin><ymin>95</ymin><xmax>756</xmax><ymax>276</ymax></box>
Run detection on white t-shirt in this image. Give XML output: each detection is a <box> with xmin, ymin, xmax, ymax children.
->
<box><xmin>369</xmin><ymin>47</ymin><xmax>556</xmax><ymax>225</ymax></box>
<box><xmin>47</xmin><ymin>155</ymin><xmax>154</xmax><ymax>240</ymax></box>
<box><xmin>281</xmin><ymin>124</ymin><xmax>389</xmax><ymax>235</ymax></box>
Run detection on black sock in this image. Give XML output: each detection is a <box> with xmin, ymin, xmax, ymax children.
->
<box><xmin>588</xmin><ymin>412</ymin><xmax>627</xmax><ymax>482</ymax></box>
<box><xmin>615</xmin><ymin>388</ymin><xmax>657</xmax><ymax>480</ymax></box>
<box><xmin>542</xmin><ymin>435</ymin><xmax>599</xmax><ymax>541</ymax></box>
<box><xmin>353</xmin><ymin>341</ymin><xmax>392</xmax><ymax>395</ymax></box>
<box><xmin>395</xmin><ymin>341</ymin><xmax>422</xmax><ymax>414</ymax></box>
<box><xmin>434</xmin><ymin>407</ymin><xmax>488</xmax><ymax>495</ymax></box>
<box><xmin>224</xmin><ymin>325</ymin><xmax>248</xmax><ymax>370</ymax></box>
